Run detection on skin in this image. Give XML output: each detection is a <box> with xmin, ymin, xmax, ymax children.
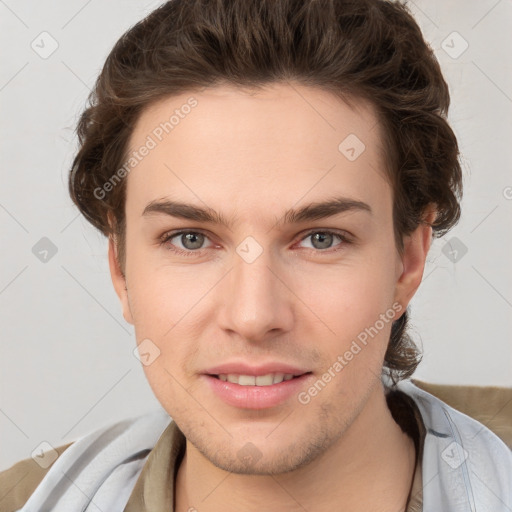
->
<box><xmin>109</xmin><ymin>82</ymin><xmax>435</xmax><ymax>511</ymax></box>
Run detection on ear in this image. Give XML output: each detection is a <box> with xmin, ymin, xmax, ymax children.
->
<box><xmin>108</xmin><ymin>235</ymin><xmax>134</xmax><ymax>325</ymax></box>
<box><xmin>393</xmin><ymin>205</ymin><xmax>436</xmax><ymax>314</ymax></box>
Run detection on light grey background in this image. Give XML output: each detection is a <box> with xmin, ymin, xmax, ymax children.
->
<box><xmin>1</xmin><ymin>0</ymin><xmax>511</xmax><ymax>471</ymax></box>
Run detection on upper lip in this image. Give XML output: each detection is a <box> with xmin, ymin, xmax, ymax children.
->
<box><xmin>203</xmin><ymin>362</ymin><xmax>310</xmax><ymax>377</ymax></box>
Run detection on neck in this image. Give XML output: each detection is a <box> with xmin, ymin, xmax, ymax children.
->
<box><xmin>175</xmin><ymin>383</ymin><xmax>416</xmax><ymax>512</ymax></box>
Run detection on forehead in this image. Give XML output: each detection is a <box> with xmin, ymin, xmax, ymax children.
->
<box><xmin>124</xmin><ymin>82</ymin><xmax>390</xmax><ymax>221</ymax></box>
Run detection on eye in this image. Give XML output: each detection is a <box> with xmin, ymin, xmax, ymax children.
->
<box><xmin>297</xmin><ymin>230</ymin><xmax>351</xmax><ymax>252</ymax></box>
<box><xmin>159</xmin><ymin>228</ymin><xmax>352</xmax><ymax>257</ymax></box>
<box><xmin>160</xmin><ymin>230</ymin><xmax>214</xmax><ymax>255</ymax></box>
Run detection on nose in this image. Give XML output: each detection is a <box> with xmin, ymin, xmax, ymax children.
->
<box><xmin>217</xmin><ymin>247</ymin><xmax>294</xmax><ymax>343</ymax></box>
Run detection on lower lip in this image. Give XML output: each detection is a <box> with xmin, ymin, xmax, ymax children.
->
<box><xmin>203</xmin><ymin>373</ymin><xmax>313</xmax><ymax>409</ymax></box>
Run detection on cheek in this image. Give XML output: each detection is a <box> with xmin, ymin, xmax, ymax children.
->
<box><xmin>128</xmin><ymin>281</ymin><xmax>195</xmax><ymax>371</ymax></box>
<box><xmin>293</xmin><ymin>257</ymin><xmax>395</xmax><ymax>327</ymax></box>
<box><xmin>140</xmin><ymin>358</ymin><xmax>196</xmax><ymax>422</ymax></box>
<box><xmin>125</xmin><ymin>251</ymin><xmax>202</xmax><ymax>334</ymax></box>
<box><xmin>289</xmin><ymin>258</ymin><xmax>397</xmax><ymax>372</ymax></box>
<box><xmin>126</xmin><ymin>261</ymin><xmax>211</xmax><ymax>375</ymax></box>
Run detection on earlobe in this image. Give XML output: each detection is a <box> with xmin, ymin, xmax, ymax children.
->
<box><xmin>393</xmin><ymin>206</ymin><xmax>436</xmax><ymax>311</ymax></box>
<box><xmin>108</xmin><ymin>236</ymin><xmax>134</xmax><ymax>325</ymax></box>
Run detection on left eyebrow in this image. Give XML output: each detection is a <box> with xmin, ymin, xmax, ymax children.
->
<box><xmin>279</xmin><ymin>196</ymin><xmax>372</xmax><ymax>226</ymax></box>
<box><xmin>142</xmin><ymin>196</ymin><xmax>372</xmax><ymax>230</ymax></box>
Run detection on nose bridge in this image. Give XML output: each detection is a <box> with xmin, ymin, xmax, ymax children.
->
<box><xmin>218</xmin><ymin>244</ymin><xmax>292</xmax><ymax>340</ymax></box>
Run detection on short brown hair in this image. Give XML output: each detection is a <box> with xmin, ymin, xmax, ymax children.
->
<box><xmin>68</xmin><ymin>0</ymin><xmax>463</xmax><ymax>385</ymax></box>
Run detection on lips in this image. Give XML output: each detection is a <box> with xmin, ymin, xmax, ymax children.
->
<box><xmin>202</xmin><ymin>361</ymin><xmax>313</xmax><ymax>409</ymax></box>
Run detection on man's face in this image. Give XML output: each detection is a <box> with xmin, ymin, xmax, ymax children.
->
<box><xmin>110</xmin><ymin>83</ymin><xmax>422</xmax><ymax>474</ymax></box>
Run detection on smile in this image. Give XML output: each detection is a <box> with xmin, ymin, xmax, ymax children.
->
<box><xmin>204</xmin><ymin>372</ymin><xmax>314</xmax><ymax>409</ymax></box>
<box><xmin>214</xmin><ymin>373</ymin><xmax>298</xmax><ymax>386</ymax></box>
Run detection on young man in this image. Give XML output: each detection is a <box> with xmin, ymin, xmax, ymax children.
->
<box><xmin>1</xmin><ymin>0</ymin><xmax>511</xmax><ymax>511</ymax></box>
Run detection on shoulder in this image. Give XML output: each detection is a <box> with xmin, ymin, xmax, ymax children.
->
<box><xmin>0</xmin><ymin>408</ymin><xmax>171</xmax><ymax>512</ymax></box>
<box><xmin>0</xmin><ymin>442</ymin><xmax>73</xmax><ymax>512</ymax></box>
<box><xmin>411</xmin><ymin>378</ymin><xmax>512</xmax><ymax>449</ymax></box>
<box><xmin>402</xmin><ymin>378</ymin><xmax>512</xmax><ymax>459</ymax></box>
<box><xmin>397</xmin><ymin>379</ymin><xmax>512</xmax><ymax>510</ymax></box>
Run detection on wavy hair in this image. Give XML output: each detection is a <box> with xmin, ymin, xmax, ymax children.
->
<box><xmin>68</xmin><ymin>0</ymin><xmax>463</xmax><ymax>385</ymax></box>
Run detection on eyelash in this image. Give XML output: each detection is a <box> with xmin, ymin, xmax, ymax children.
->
<box><xmin>158</xmin><ymin>229</ymin><xmax>353</xmax><ymax>257</ymax></box>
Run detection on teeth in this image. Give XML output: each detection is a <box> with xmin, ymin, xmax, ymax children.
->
<box><xmin>218</xmin><ymin>373</ymin><xmax>297</xmax><ymax>386</ymax></box>
<box><xmin>239</xmin><ymin>375</ymin><xmax>256</xmax><ymax>385</ymax></box>
<box><xmin>256</xmin><ymin>374</ymin><xmax>277</xmax><ymax>386</ymax></box>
